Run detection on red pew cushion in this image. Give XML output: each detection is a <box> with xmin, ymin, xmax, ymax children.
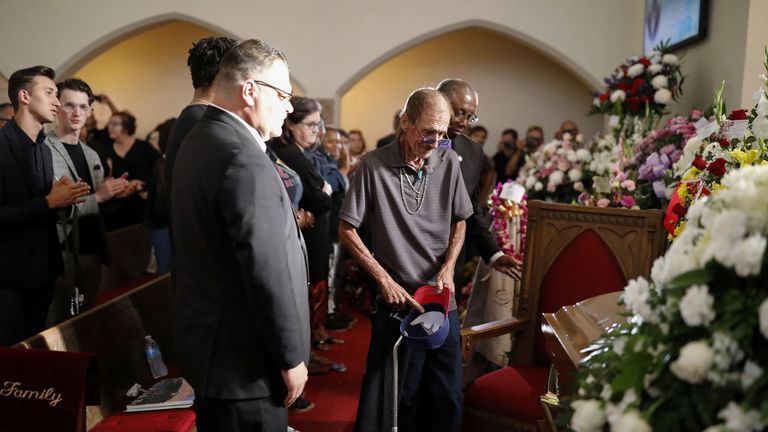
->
<box><xmin>464</xmin><ymin>365</ymin><xmax>548</xmax><ymax>425</ymax></box>
<box><xmin>90</xmin><ymin>408</ymin><xmax>195</xmax><ymax>432</ymax></box>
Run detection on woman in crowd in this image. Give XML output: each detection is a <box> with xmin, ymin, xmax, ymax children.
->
<box><xmin>347</xmin><ymin>129</ymin><xmax>367</xmax><ymax>174</ymax></box>
<box><xmin>143</xmin><ymin>117</ymin><xmax>176</xmax><ymax>274</ymax></box>
<box><xmin>105</xmin><ymin>111</ymin><xmax>160</xmax><ymax>230</ymax></box>
<box><xmin>268</xmin><ymin>97</ymin><xmax>340</xmax><ymax>412</ymax></box>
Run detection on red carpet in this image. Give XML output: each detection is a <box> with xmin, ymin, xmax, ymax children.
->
<box><xmin>289</xmin><ymin>309</ymin><xmax>371</xmax><ymax>432</ymax></box>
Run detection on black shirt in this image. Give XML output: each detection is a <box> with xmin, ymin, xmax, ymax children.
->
<box><xmin>165</xmin><ymin>104</ymin><xmax>207</xmax><ymax>189</ymax></box>
<box><xmin>493</xmin><ymin>151</ymin><xmax>525</xmax><ymax>185</ymax></box>
<box><xmin>108</xmin><ymin>139</ymin><xmax>160</xmax><ymax>183</ymax></box>
<box><xmin>62</xmin><ymin>142</ymin><xmax>101</xmax><ymax>254</ymax></box>
<box><xmin>11</xmin><ymin>120</ymin><xmax>47</xmax><ymax>192</ymax></box>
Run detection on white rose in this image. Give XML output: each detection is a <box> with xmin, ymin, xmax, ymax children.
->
<box><xmin>573</xmin><ymin>181</ymin><xmax>584</xmax><ymax>192</ymax></box>
<box><xmin>622</xmin><ymin>277</ymin><xmax>656</xmax><ymax>322</ymax></box>
<box><xmin>534</xmin><ymin>181</ymin><xmax>543</xmax><ymax>191</ymax></box>
<box><xmin>525</xmin><ymin>176</ymin><xmax>537</xmax><ymax>189</ymax></box>
<box><xmin>648</xmin><ymin>64</ymin><xmax>663</xmax><ymax>74</ymax></box>
<box><xmin>670</xmin><ymin>340</ymin><xmax>714</xmax><ymax>383</ymax></box>
<box><xmin>566</xmin><ymin>149</ymin><xmax>577</xmax><ymax>162</ymax></box>
<box><xmin>549</xmin><ymin>170</ymin><xmax>565</xmax><ymax>186</ymax></box>
<box><xmin>568</xmin><ymin>168</ymin><xmax>583</xmax><ymax>182</ymax></box>
<box><xmin>610</xmin><ymin>90</ymin><xmax>626</xmax><ymax>103</ymax></box>
<box><xmin>654</xmin><ymin>88</ymin><xmax>672</xmax><ymax>104</ymax></box>
<box><xmin>610</xmin><ymin>410</ymin><xmax>651</xmax><ymax>432</ymax></box>
<box><xmin>576</xmin><ymin>148</ymin><xmax>592</xmax><ymax>162</ymax></box>
<box><xmin>679</xmin><ymin>284</ymin><xmax>716</xmax><ymax>326</ymax></box>
<box><xmin>627</xmin><ymin>63</ymin><xmax>645</xmax><ymax>77</ymax></box>
<box><xmin>729</xmin><ymin>235</ymin><xmax>767</xmax><ymax>277</ymax></box>
<box><xmin>718</xmin><ymin>402</ymin><xmax>766</xmax><ymax>432</ymax></box>
<box><xmin>759</xmin><ymin>298</ymin><xmax>768</xmax><ymax>340</ymax></box>
<box><xmin>662</xmin><ymin>53</ymin><xmax>679</xmax><ymax>65</ymax></box>
<box><xmin>741</xmin><ymin>360</ymin><xmax>763</xmax><ymax>389</ymax></box>
<box><xmin>651</xmin><ymin>74</ymin><xmax>668</xmax><ymax>89</ymax></box>
<box><xmin>593</xmin><ymin>97</ymin><xmax>601</xmax><ymax>107</ymax></box>
<box><xmin>571</xmin><ymin>399</ymin><xmax>606</xmax><ymax>432</ymax></box>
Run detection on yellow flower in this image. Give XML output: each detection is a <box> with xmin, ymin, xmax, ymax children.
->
<box><xmin>678</xmin><ymin>184</ymin><xmax>689</xmax><ymax>201</ymax></box>
<box><xmin>682</xmin><ymin>167</ymin><xmax>699</xmax><ymax>181</ymax></box>
<box><xmin>674</xmin><ymin>221</ymin><xmax>687</xmax><ymax>237</ymax></box>
<box><xmin>759</xmin><ymin>160</ymin><xmax>768</xmax><ymax>167</ymax></box>
<box><xmin>729</xmin><ymin>149</ymin><xmax>760</xmax><ymax>166</ymax></box>
<box><xmin>711</xmin><ymin>183</ymin><xmax>724</xmax><ymax>192</ymax></box>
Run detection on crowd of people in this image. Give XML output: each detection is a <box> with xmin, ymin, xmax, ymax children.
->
<box><xmin>0</xmin><ymin>34</ymin><xmax>582</xmax><ymax>432</ymax></box>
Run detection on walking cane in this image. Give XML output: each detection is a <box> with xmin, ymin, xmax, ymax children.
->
<box><xmin>391</xmin><ymin>335</ymin><xmax>403</xmax><ymax>432</ymax></box>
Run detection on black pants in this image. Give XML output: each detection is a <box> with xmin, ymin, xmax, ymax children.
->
<box><xmin>195</xmin><ymin>394</ymin><xmax>288</xmax><ymax>432</ymax></box>
<box><xmin>0</xmin><ymin>283</ymin><xmax>54</xmax><ymax>346</ymax></box>
<box><xmin>353</xmin><ymin>304</ymin><xmax>463</xmax><ymax>432</ymax></box>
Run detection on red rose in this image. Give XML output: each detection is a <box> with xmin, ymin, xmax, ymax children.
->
<box><xmin>728</xmin><ymin>109</ymin><xmax>748</xmax><ymax>120</ymax></box>
<box><xmin>692</xmin><ymin>154</ymin><xmax>708</xmax><ymax>170</ymax></box>
<box><xmin>639</xmin><ymin>57</ymin><xmax>651</xmax><ymax>66</ymax></box>
<box><xmin>707</xmin><ymin>158</ymin><xmax>727</xmax><ymax>177</ymax></box>
<box><xmin>671</xmin><ymin>202</ymin><xmax>688</xmax><ymax>217</ymax></box>
<box><xmin>599</xmin><ymin>92</ymin><xmax>609</xmax><ymax>102</ymax></box>
<box><xmin>631</xmin><ymin>78</ymin><xmax>644</xmax><ymax>94</ymax></box>
<box><xmin>717</xmin><ymin>138</ymin><xmax>730</xmax><ymax>148</ymax></box>
<box><xmin>627</xmin><ymin>97</ymin><xmax>641</xmax><ymax>112</ymax></box>
<box><xmin>700</xmin><ymin>187</ymin><xmax>711</xmax><ymax>196</ymax></box>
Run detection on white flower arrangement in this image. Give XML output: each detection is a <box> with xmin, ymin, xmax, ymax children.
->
<box><xmin>566</xmin><ymin>164</ymin><xmax>768</xmax><ymax>430</ymax></box>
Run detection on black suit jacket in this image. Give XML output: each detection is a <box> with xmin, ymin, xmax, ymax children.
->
<box><xmin>0</xmin><ymin>122</ymin><xmax>61</xmax><ymax>290</ymax></box>
<box><xmin>452</xmin><ymin>134</ymin><xmax>500</xmax><ymax>267</ymax></box>
<box><xmin>171</xmin><ymin>106</ymin><xmax>310</xmax><ymax>399</ymax></box>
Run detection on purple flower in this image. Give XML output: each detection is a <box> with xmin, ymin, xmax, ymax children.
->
<box><xmin>638</xmin><ymin>152</ymin><xmax>669</xmax><ymax>181</ymax></box>
<box><xmin>652</xmin><ymin>180</ymin><xmax>667</xmax><ymax>198</ymax></box>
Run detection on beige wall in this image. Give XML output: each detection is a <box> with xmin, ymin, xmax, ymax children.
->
<box><xmin>673</xmin><ymin>0</ymin><xmax>750</xmax><ymax>112</ymax></box>
<box><xmin>73</xmin><ymin>21</ymin><xmax>220</xmax><ymax>135</ymax></box>
<box><xmin>1</xmin><ymin>1</ymin><xmax>760</xmax><ymax>139</ymax></box>
<box><xmin>741</xmin><ymin>0</ymin><xmax>768</xmax><ymax>106</ymax></box>
<box><xmin>341</xmin><ymin>27</ymin><xmax>603</xmax><ymax>155</ymax></box>
<box><xmin>0</xmin><ymin>1</ymin><xmax>644</xmax><ymax>93</ymax></box>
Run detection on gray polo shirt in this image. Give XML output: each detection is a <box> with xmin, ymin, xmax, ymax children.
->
<box><xmin>340</xmin><ymin>140</ymin><xmax>472</xmax><ymax>308</ymax></box>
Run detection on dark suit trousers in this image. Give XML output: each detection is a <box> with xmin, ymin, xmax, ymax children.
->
<box><xmin>195</xmin><ymin>394</ymin><xmax>287</xmax><ymax>432</ymax></box>
<box><xmin>0</xmin><ymin>282</ymin><xmax>55</xmax><ymax>346</ymax></box>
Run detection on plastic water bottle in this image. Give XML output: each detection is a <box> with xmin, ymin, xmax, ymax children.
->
<box><xmin>144</xmin><ymin>335</ymin><xmax>168</xmax><ymax>379</ymax></box>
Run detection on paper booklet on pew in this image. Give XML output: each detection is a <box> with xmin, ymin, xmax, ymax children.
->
<box><xmin>125</xmin><ymin>377</ymin><xmax>194</xmax><ymax>412</ymax></box>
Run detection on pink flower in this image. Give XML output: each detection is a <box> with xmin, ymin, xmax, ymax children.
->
<box><xmin>621</xmin><ymin>180</ymin><xmax>636</xmax><ymax>191</ymax></box>
<box><xmin>690</xmin><ymin>109</ymin><xmax>702</xmax><ymax>120</ymax></box>
<box><xmin>659</xmin><ymin>144</ymin><xmax>676</xmax><ymax>155</ymax></box>
<box><xmin>597</xmin><ymin>198</ymin><xmax>611</xmax><ymax>208</ymax></box>
<box><xmin>547</xmin><ymin>183</ymin><xmax>556</xmax><ymax>193</ymax></box>
<box><xmin>620</xmin><ymin>195</ymin><xmax>635</xmax><ymax>208</ymax></box>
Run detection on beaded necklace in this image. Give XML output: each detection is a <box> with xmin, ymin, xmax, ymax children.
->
<box><xmin>399</xmin><ymin>167</ymin><xmax>429</xmax><ymax>214</ymax></box>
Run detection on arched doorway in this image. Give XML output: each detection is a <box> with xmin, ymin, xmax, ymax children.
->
<box><xmin>339</xmin><ymin>26</ymin><xmax>602</xmax><ymax>155</ymax></box>
<box><xmin>64</xmin><ymin>18</ymin><xmax>304</xmax><ymax>138</ymax></box>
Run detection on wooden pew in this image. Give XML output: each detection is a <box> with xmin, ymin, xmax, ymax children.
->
<box><xmin>16</xmin><ymin>274</ymin><xmax>187</xmax><ymax>430</ymax></box>
<box><xmin>100</xmin><ymin>224</ymin><xmax>152</xmax><ymax>292</ymax></box>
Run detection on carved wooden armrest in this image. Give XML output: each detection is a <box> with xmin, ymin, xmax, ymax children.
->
<box><xmin>460</xmin><ymin>317</ymin><xmax>528</xmax><ymax>365</ymax></box>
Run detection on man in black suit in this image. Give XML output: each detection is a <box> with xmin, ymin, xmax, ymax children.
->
<box><xmin>435</xmin><ymin>79</ymin><xmax>522</xmax><ymax>292</ymax></box>
<box><xmin>171</xmin><ymin>39</ymin><xmax>310</xmax><ymax>432</ymax></box>
<box><xmin>0</xmin><ymin>66</ymin><xmax>90</xmax><ymax>346</ymax></box>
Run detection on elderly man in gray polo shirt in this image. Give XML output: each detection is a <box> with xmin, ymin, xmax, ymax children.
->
<box><xmin>339</xmin><ymin>88</ymin><xmax>472</xmax><ymax>432</ymax></box>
